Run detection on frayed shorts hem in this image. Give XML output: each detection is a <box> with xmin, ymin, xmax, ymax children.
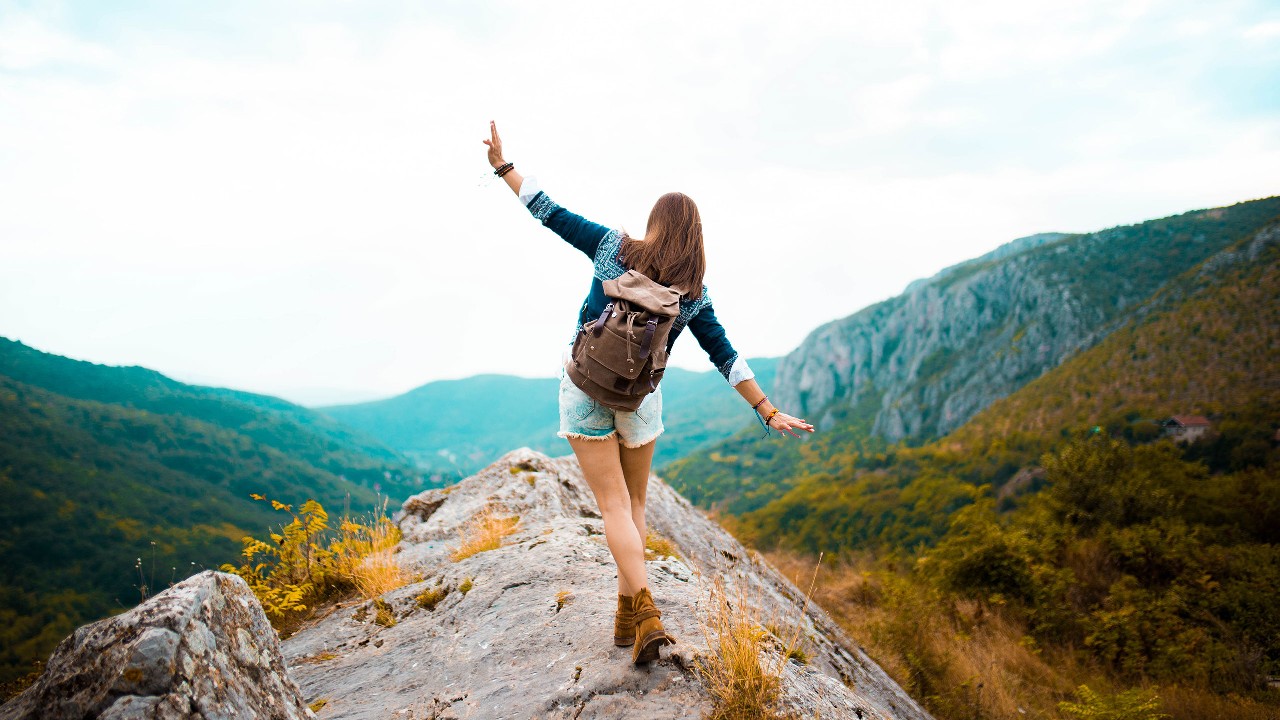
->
<box><xmin>619</xmin><ymin>428</ymin><xmax>663</xmax><ymax>449</ymax></box>
<box><xmin>556</xmin><ymin>428</ymin><xmax>664</xmax><ymax>448</ymax></box>
<box><xmin>557</xmin><ymin>429</ymin><xmax>617</xmax><ymax>442</ymax></box>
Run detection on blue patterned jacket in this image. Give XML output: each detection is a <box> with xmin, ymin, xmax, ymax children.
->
<box><xmin>524</xmin><ymin>186</ymin><xmax>753</xmax><ymax>385</ymax></box>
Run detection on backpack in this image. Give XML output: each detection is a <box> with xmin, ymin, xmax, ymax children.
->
<box><xmin>566</xmin><ymin>269</ymin><xmax>684</xmax><ymax>411</ymax></box>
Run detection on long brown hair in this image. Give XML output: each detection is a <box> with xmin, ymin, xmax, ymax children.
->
<box><xmin>620</xmin><ymin>192</ymin><xmax>706</xmax><ymax>301</ymax></box>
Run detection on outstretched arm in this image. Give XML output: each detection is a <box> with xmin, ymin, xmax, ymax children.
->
<box><xmin>733</xmin><ymin>378</ymin><xmax>814</xmax><ymax>439</ymax></box>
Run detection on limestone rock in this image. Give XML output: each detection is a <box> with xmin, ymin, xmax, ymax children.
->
<box><xmin>283</xmin><ymin>449</ymin><xmax>931</xmax><ymax>719</ymax></box>
<box><xmin>1</xmin><ymin>571</ymin><xmax>311</xmax><ymax>720</ymax></box>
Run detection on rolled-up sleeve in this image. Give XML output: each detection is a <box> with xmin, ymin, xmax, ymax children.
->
<box><xmin>686</xmin><ymin>299</ymin><xmax>755</xmax><ymax>385</ymax></box>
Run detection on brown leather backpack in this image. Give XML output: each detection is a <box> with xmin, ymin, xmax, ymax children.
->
<box><xmin>566</xmin><ymin>269</ymin><xmax>684</xmax><ymax>411</ymax></box>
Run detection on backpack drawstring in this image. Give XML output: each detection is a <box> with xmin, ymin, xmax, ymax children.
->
<box><xmin>623</xmin><ymin>309</ymin><xmax>641</xmax><ymax>366</ymax></box>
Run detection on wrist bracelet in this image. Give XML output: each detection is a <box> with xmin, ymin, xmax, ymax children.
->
<box><xmin>764</xmin><ymin>408</ymin><xmax>780</xmax><ymax>424</ymax></box>
<box><xmin>494</xmin><ymin>162</ymin><xmax>514</xmax><ymax>177</ymax></box>
<box><xmin>751</xmin><ymin>396</ymin><xmax>769</xmax><ymax>412</ymax></box>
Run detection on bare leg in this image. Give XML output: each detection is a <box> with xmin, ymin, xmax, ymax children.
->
<box><xmin>619</xmin><ymin>439</ymin><xmax>657</xmax><ymax>596</ymax></box>
<box><xmin>568</xmin><ymin>436</ymin><xmax>648</xmax><ymax>597</ymax></box>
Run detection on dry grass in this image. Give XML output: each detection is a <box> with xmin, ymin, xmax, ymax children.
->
<box><xmin>333</xmin><ymin>501</ymin><xmax>411</xmax><ymax>601</ymax></box>
<box><xmin>1159</xmin><ymin>686</ymin><xmax>1280</xmax><ymax>720</ymax></box>
<box><xmin>695</xmin><ymin>577</ymin><xmax>784</xmax><ymax>720</ymax></box>
<box><xmin>767</xmin><ymin>549</ymin><xmax>1075</xmax><ymax>719</ymax></box>
<box><xmin>763</xmin><ymin>549</ymin><xmax>1280</xmax><ymax>720</ymax></box>
<box><xmin>296</xmin><ymin>651</ymin><xmax>338</xmax><ymax>665</ymax></box>
<box><xmin>693</xmin><ymin>557</ymin><xmax>821</xmax><ymax>720</ymax></box>
<box><xmin>373</xmin><ymin>598</ymin><xmax>396</xmax><ymax>627</ymax></box>
<box><xmin>458</xmin><ymin>577</ymin><xmax>474</xmax><ymax>594</ymax></box>
<box><xmin>450</xmin><ymin>506</ymin><xmax>521</xmax><ymax>562</ymax></box>
<box><xmin>645</xmin><ymin>530</ymin><xmax>682</xmax><ymax>560</ymax></box>
<box><xmin>349</xmin><ymin>548</ymin><xmax>411</xmax><ymax>601</ymax></box>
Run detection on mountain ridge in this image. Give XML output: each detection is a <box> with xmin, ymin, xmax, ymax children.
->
<box><xmin>774</xmin><ymin>196</ymin><xmax>1280</xmax><ymax>442</ymax></box>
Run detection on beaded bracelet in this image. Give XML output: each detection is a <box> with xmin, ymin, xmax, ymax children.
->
<box><xmin>764</xmin><ymin>408</ymin><xmax>780</xmax><ymax>425</ymax></box>
<box><xmin>493</xmin><ymin>162</ymin><xmax>514</xmax><ymax>177</ymax></box>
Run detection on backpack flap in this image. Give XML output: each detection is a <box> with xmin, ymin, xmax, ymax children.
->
<box><xmin>601</xmin><ymin>270</ymin><xmax>682</xmax><ymax>317</ymax></box>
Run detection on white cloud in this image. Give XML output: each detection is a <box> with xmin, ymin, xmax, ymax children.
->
<box><xmin>1243</xmin><ymin>20</ymin><xmax>1280</xmax><ymax>38</ymax></box>
<box><xmin>0</xmin><ymin>0</ymin><xmax>1277</xmax><ymax>403</ymax></box>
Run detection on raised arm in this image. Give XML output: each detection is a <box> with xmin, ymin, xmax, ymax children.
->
<box><xmin>686</xmin><ymin>300</ymin><xmax>814</xmax><ymax>439</ymax></box>
<box><xmin>484</xmin><ymin>121</ymin><xmax>525</xmax><ymax>196</ymax></box>
<box><xmin>483</xmin><ymin>120</ymin><xmax>610</xmax><ymax>259</ymax></box>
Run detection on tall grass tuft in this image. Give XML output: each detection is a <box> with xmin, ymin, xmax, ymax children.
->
<box><xmin>336</xmin><ymin>506</ymin><xmax>409</xmax><ymax>601</ymax></box>
<box><xmin>694</xmin><ymin>555</ymin><xmax>821</xmax><ymax>720</ymax></box>
<box><xmin>450</xmin><ymin>505</ymin><xmax>521</xmax><ymax>562</ymax></box>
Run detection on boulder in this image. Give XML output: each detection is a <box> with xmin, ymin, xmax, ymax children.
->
<box><xmin>1</xmin><ymin>571</ymin><xmax>311</xmax><ymax>720</ymax></box>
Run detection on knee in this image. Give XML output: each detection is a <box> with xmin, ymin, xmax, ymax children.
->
<box><xmin>598</xmin><ymin>494</ymin><xmax>633</xmax><ymax>519</ymax></box>
<box><xmin>628</xmin><ymin>492</ymin><xmax>647</xmax><ymax>512</ymax></box>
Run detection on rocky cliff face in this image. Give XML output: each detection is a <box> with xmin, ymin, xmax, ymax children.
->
<box><xmin>5</xmin><ymin>449</ymin><xmax>930</xmax><ymax>720</ymax></box>
<box><xmin>772</xmin><ymin>199</ymin><xmax>1280</xmax><ymax>442</ymax></box>
<box><xmin>283</xmin><ymin>448</ymin><xmax>930</xmax><ymax>719</ymax></box>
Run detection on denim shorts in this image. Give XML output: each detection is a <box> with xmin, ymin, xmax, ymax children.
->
<box><xmin>558</xmin><ymin>366</ymin><xmax>664</xmax><ymax>448</ymax></box>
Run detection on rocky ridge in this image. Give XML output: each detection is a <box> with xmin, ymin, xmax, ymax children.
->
<box><xmin>283</xmin><ymin>448</ymin><xmax>930</xmax><ymax>719</ymax></box>
<box><xmin>772</xmin><ymin>198</ymin><xmax>1280</xmax><ymax>442</ymax></box>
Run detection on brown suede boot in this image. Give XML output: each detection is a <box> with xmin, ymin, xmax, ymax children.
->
<box><xmin>630</xmin><ymin>587</ymin><xmax>673</xmax><ymax>663</ymax></box>
<box><xmin>614</xmin><ymin>593</ymin><xmax>635</xmax><ymax>647</ymax></box>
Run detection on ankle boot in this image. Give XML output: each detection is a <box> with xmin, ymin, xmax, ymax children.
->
<box><xmin>630</xmin><ymin>587</ymin><xmax>673</xmax><ymax>663</ymax></box>
<box><xmin>614</xmin><ymin>594</ymin><xmax>635</xmax><ymax>647</ymax></box>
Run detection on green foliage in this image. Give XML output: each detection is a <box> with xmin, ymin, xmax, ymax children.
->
<box><xmin>0</xmin><ymin>340</ymin><xmax>421</xmax><ymax>682</ymax></box>
<box><xmin>415</xmin><ymin>584</ymin><xmax>450</xmax><ymax>611</ymax></box>
<box><xmin>0</xmin><ymin>338</ymin><xmax>421</xmax><ymax>498</ymax></box>
<box><xmin>1042</xmin><ymin>435</ymin><xmax>1183</xmax><ymax>532</ymax></box>
<box><xmin>220</xmin><ymin>495</ymin><xmax>399</xmax><ymax>626</ymax></box>
<box><xmin>1058</xmin><ymin>685</ymin><xmax>1168</xmax><ymax>720</ymax></box>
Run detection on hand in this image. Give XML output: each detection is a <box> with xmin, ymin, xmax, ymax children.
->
<box><xmin>768</xmin><ymin>411</ymin><xmax>814</xmax><ymax>439</ymax></box>
<box><xmin>482</xmin><ymin>120</ymin><xmax>505</xmax><ymax>169</ymax></box>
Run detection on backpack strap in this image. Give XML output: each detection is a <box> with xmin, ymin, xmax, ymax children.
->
<box><xmin>638</xmin><ymin>317</ymin><xmax>660</xmax><ymax>359</ymax></box>
<box><xmin>591</xmin><ymin>302</ymin><xmax>613</xmax><ymax>336</ymax></box>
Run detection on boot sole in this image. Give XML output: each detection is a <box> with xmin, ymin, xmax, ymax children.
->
<box><xmin>632</xmin><ymin>630</ymin><xmax>672</xmax><ymax>663</ymax></box>
<box><xmin>614</xmin><ymin>635</ymin><xmax>635</xmax><ymax>647</ymax></box>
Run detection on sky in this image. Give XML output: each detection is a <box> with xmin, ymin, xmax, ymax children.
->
<box><xmin>2</xmin><ymin>0</ymin><xmax>1277</xmax><ymax>406</ymax></box>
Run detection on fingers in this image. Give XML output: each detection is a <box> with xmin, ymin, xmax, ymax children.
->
<box><xmin>490</xmin><ymin>120</ymin><xmax>498</xmax><ymax>145</ymax></box>
<box><xmin>767</xmin><ymin>412</ymin><xmax>815</xmax><ymax>439</ymax></box>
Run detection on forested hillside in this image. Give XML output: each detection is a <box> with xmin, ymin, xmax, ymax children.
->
<box><xmin>715</xmin><ymin>219</ymin><xmax>1280</xmax><ymax>719</ymax></box>
<box><xmin>732</xmin><ymin>218</ymin><xmax>1280</xmax><ymax>552</ymax></box>
<box><xmin>0</xmin><ymin>340</ymin><xmax>424</xmax><ymax>685</ymax></box>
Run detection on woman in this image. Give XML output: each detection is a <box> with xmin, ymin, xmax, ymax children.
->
<box><xmin>483</xmin><ymin>121</ymin><xmax>814</xmax><ymax>664</ymax></box>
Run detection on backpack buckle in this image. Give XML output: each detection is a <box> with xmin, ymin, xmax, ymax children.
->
<box><xmin>637</xmin><ymin>317</ymin><xmax>659</xmax><ymax>359</ymax></box>
<box><xmin>592</xmin><ymin>303</ymin><xmax>612</xmax><ymax>336</ymax></box>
